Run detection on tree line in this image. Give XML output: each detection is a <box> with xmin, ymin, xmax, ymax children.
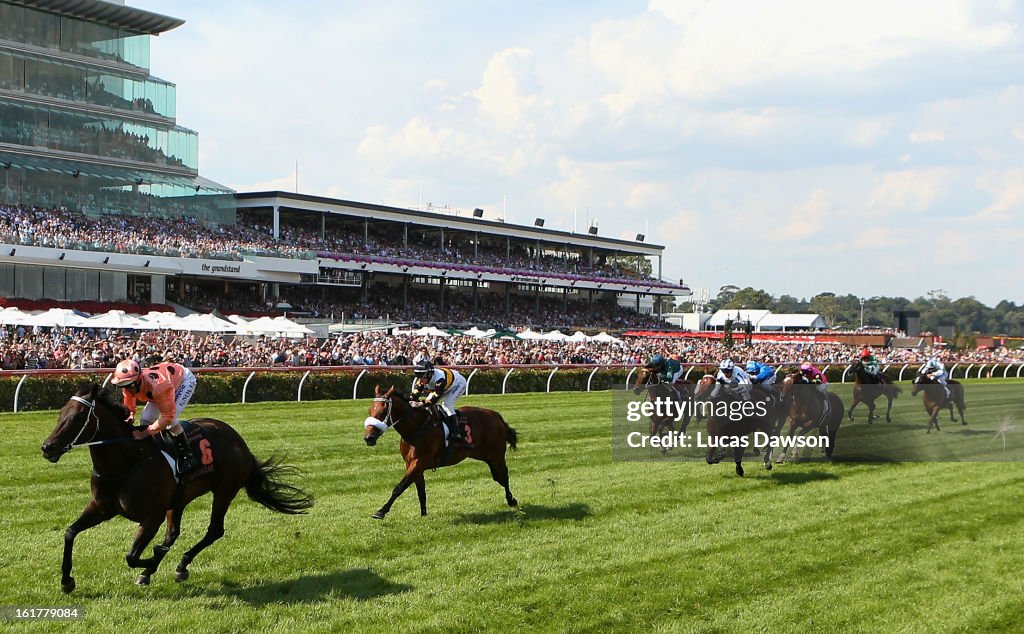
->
<box><xmin>677</xmin><ymin>287</ymin><xmax>1024</xmax><ymax>336</ymax></box>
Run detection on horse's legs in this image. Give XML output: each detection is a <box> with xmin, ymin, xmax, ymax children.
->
<box><xmin>414</xmin><ymin>474</ymin><xmax>427</xmax><ymax>517</ymax></box>
<box><xmin>138</xmin><ymin>507</ymin><xmax>183</xmax><ymax>584</ymax></box>
<box><xmin>847</xmin><ymin>393</ymin><xmax>860</xmax><ymax>421</ymax></box>
<box><xmin>866</xmin><ymin>399</ymin><xmax>877</xmax><ymax>424</ymax></box>
<box><xmin>487</xmin><ymin>459</ymin><xmax>518</xmax><ymax>507</ymax></box>
<box><xmin>61</xmin><ymin>500</ymin><xmax>114</xmax><ymax>593</ymax></box>
<box><xmin>948</xmin><ymin>401</ymin><xmax>958</xmax><ymax>423</ymax></box>
<box><xmin>884</xmin><ymin>392</ymin><xmax>895</xmax><ymax>424</ymax></box>
<box><xmin>373</xmin><ymin>472</ymin><xmax>417</xmax><ymax>520</ymax></box>
<box><xmin>125</xmin><ymin>513</ymin><xmax>167</xmax><ymax>585</ymax></box>
<box><xmin>733</xmin><ymin>445</ymin><xmax>744</xmax><ymax>477</ymax></box>
<box><xmin>175</xmin><ymin>487</ymin><xmax>238</xmax><ymax>582</ymax></box>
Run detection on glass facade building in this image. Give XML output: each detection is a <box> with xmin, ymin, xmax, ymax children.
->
<box><xmin>0</xmin><ymin>0</ymin><xmax>234</xmax><ymax>222</ymax></box>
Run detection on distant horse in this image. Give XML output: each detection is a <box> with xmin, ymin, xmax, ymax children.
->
<box><xmin>911</xmin><ymin>374</ymin><xmax>967</xmax><ymax>433</ymax></box>
<box><xmin>779</xmin><ymin>373</ymin><xmax>843</xmax><ymax>461</ymax></box>
<box><xmin>363</xmin><ymin>385</ymin><xmax>518</xmax><ymax>519</ymax></box>
<box><xmin>632</xmin><ymin>367</ymin><xmax>697</xmax><ymax>451</ymax></box>
<box><xmin>40</xmin><ymin>383</ymin><xmax>312</xmax><ymax>593</ymax></box>
<box><xmin>847</xmin><ymin>360</ymin><xmax>901</xmax><ymax>423</ymax></box>
<box><xmin>693</xmin><ymin>375</ymin><xmax>775</xmax><ymax>477</ymax></box>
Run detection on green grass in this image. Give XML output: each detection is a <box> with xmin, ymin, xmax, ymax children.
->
<box><xmin>2</xmin><ymin>385</ymin><xmax>1024</xmax><ymax>633</ymax></box>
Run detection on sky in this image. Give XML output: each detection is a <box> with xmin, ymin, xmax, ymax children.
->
<box><xmin>135</xmin><ymin>0</ymin><xmax>1024</xmax><ymax>305</ymax></box>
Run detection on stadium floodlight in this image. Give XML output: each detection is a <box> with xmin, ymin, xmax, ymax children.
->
<box><xmin>9</xmin><ymin>248</ymin><xmax>15</xmax><ymax>256</ymax></box>
<box><xmin>144</xmin><ymin>260</ymin><xmax>150</xmax><ymax>267</ymax></box>
<box><xmin>103</xmin><ymin>257</ymin><xmax>109</xmax><ymax>264</ymax></box>
<box><xmin>535</xmin><ymin>218</ymin><xmax>545</xmax><ymax>227</ymax></box>
<box><xmin>473</xmin><ymin>208</ymin><xmax>484</xmax><ymax>217</ymax></box>
<box><xmin>72</xmin><ymin>170</ymin><xmax>80</xmax><ymax>178</ymax></box>
<box><xmin>588</xmin><ymin>226</ymin><xmax>598</xmax><ymax>235</ymax></box>
<box><xmin>59</xmin><ymin>253</ymin><xmax>65</xmax><ymax>260</ymax></box>
<box><xmin>636</xmin><ymin>234</ymin><xmax>645</xmax><ymax>242</ymax></box>
<box><xmin>2</xmin><ymin>162</ymin><xmax>11</xmax><ymax>169</ymax></box>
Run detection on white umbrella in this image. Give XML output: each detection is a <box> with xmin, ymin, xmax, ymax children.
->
<box><xmin>23</xmin><ymin>308</ymin><xmax>90</xmax><ymax>328</ymax></box>
<box><xmin>0</xmin><ymin>307</ymin><xmax>32</xmax><ymax>325</ymax></box>
<box><xmin>591</xmin><ymin>331</ymin><xmax>622</xmax><ymax>344</ymax></box>
<box><xmin>541</xmin><ymin>330</ymin><xmax>570</xmax><ymax>341</ymax></box>
<box><xmin>517</xmin><ymin>328</ymin><xmax>544</xmax><ymax>340</ymax></box>
<box><xmin>178</xmin><ymin>313</ymin><xmax>237</xmax><ymax>332</ymax></box>
<box><xmin>269</xmin><ymin>316</ymin><xmax>314</xmax><ymax>336</ymax></box>
<box><xmin>86</xmin><ymin>310</ymin><xmax>154</xmax><ymax>330</ymax></box>
<box><xmin>142</xmin><ymin>311</ymin><xmax>188</xmax><ymax>329</ymax></box>
<box><xmin>461</xmin><ymin>326</ymin><xmax>495</xmax><ymax>338</ymax></box>
<box><xmin>412</xmin><ymin>326</ymin><xmax>451</xmax><ymax>337</ymax></box>
<box><xmin>567</xmin><ymin>331</ymin><xmax>591</xmax><ymax>342</ymax></box>
<box><xmin>227</xmin><ymin>314</ymin><xmax>251</xmax><ymax>324</ymax></box>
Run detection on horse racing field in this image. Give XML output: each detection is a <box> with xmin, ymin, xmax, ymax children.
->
<box><xmin>4</xmin><ymin>382</ymin><xmax>1024</xmax><ymax>633</ymax></box>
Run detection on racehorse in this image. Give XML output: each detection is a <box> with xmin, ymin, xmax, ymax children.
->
<box><xmin>40</xmin><ymin>383</ymin><xmax>312</xmax><ymax>593</ymax></box>
<box><xmin>846</xmin><ymin>359</ymin><xmax>901</xmax><ymax>424</ymax></box>
<box><xmin>632</xmin><ymin>367</ymin><xmax>697</xmax><ymax>451</ymax></box>
<box><xmin>693</xmin><ymin>375</ymin><xmax>775</xmax><ymax>477</ymax></box>
<box><xmin>911</xmin><ymin>374</ymin><xmax>967</xmax><ymax>433</ymax></box>
<box><xmin>363</xmin><ymin>385</ymin><xmax>518</xmax><ymax>519</ymax></box>
<box><xmin>778</xmin><ymin>373</ymin><xmax>843</xmax><ymax>461</ymax></box>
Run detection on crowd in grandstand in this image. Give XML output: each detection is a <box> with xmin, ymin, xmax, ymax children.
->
<box><xmin>0</xmin><ymin>204</ymin><xmax>663</xmax><ymax>286</ymax></box>
<box><xmin>1</xmin><ymin>324</ymin><xmax>1021</xmax><ymax>371</ymax></box>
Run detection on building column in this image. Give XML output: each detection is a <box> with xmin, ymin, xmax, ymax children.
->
<box><xmin>272</xmin><ymin>204</ymin><xmax>280</xmax><ymax>239</ymax></box>
<box><xmin>404</xmin><ymin>223</ymin><xmax>408</xmax><ymax>247</ymax></box>
<box><xmin>321</xmin><ymin>213</ymin><xmax>326</xmax><ymax>238</ymax></box>
<box><xmin>658</xmin><ymin>254</ymin><xmax>662</xmax><ymax>280</ymax></box>
<box><xmin>363</xmin><ymin>218</ymin><xmax>368</xmax><ymax>246</ymax></box>
<box><xmin>474</xmin><ymin>232</ymin><xmax>479</xmax><ymax>258</ymax></box>
<box><xmin>403</xmin><ymin>277</ymin><xmax>408</xmax><ymax>311</ymax></box>
<box><xmin>439</xmin><ymin>277</ymin><xmax>445</xmax><ymax>314</ymax></box>
<box><xmin>473</xmin><ymin>280</ymin><xmax>479</xmax><ymax>312</ymax></box>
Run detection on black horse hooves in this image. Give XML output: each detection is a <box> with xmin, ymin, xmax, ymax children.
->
<box><xmin>174</xmin><ymin>569</ymin><xmax>189</xmax><ymax>583</ymax></box>
<box><xmin>135</xmin><ymin>574</ymin><xmax>150</xmax><ymax>586</ymax></box>
<box><xmin>371</xmin><ymin>511</ymin><xmax>387</xmax><ymax>520</ymax></box>
<box><xmin>61</xmin><ymin>577</ymin><xmax>75</xmax><ymax>594</ymax></box>
<box><xmin>508</xmin><ymin>498</ymin><xmax>519</xmax><ymax>507</ymax></box>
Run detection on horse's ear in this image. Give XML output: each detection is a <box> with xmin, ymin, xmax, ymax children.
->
<box><xmin>386</xmin><ymin>385</ymin><xmax>395</xmax><ymax>396</ymax></box>
<box><xmin>88</xmin><ymin>382</ymin><xmax>100</xmax><ymax>398</ymax></box>
<box><xmin>374</xmin><ymin>384</ymin><xmax>382</xmax><ymax>396</ymax></box>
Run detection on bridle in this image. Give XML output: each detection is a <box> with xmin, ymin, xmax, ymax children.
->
<box><xmin>372</xmin><ymin>396</ymin><xmax>398</xmax><ymax>429</ymax></box>
<box><xmin>64</xmin><ymin>395</ymin><xmax>101</xmax><ymax>451</ymax></box>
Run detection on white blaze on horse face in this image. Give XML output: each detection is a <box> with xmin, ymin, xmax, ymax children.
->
<box><xmin>364</xmin><ymin>417</ymin><xmax>387</xmax><ymax>432</ymax></box>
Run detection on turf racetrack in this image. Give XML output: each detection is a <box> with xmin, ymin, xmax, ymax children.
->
<box><xmin>3</xmin><ymin>382</ymin><xmax>1024</xmax><ymax>632</ymax></box>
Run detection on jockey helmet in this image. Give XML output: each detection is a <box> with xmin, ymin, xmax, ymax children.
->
<box><xmin>646</xmin><ymin>354</ymin><xmax>665</xmax><ymax>368</ymax></box>
<box><xmin>413</xmin><ymin>359</ymin><xmax>434</xmax><ymax>376</ymax></box>
<box><xmin>719</xmin><ymin>359</ymin><xmax>735</xmax><ymax>372</ymax></box>
<box><xmin>860</xmin><ymin>349</ymin><xmax>872</xmax><ymax>359</ymax></box>
<box><xmin>745</xmin><ymin>361</ymin><xmax>759</xmax><ymax>373</ymax></box>
<box><xmin>111</xmin><ymin>359</ymin><xmax>141</xmax><ymax>386</ymax></box>
<box><xmin>800</xmin><ymin>362</ymin><xmax>813</xmax><ymax>372</ymax></box>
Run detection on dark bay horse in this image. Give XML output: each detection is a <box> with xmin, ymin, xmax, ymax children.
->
<box><xmin>847</xmin><ymin>359</ymin><xmax>901</xmax><ymax>423</ymax></box>
<box><xmin>363</xmin><ymin>385</ymin><xmax>518</xmax><ymax>519</ymax></box>
<box><xmin>41</xmin><ymin>383</ymin><xmax>312</xmax><ymax>593</ymax></box>
<box><xmin>632</xmin><ymin>367</ymin><xmax>697</xmax><ymax>451</ymax></box>
<box><xmin>778</xmin><ymin>374</ymin><xmax>843</xmax><ymax>461</ymax></box>
<box><xmin>693</xmin><ymin>375</ymin><xmax>775</xmax><ymax>477</ymax></box>
<box><xmin>911</xmin><ymin>375</ymin><xmax>967</xmax><ymax>433</ymax></box>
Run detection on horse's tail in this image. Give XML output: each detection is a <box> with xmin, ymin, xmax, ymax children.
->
<box><xmin>246</xmin><ymin>455</ymin><xmax>314</xmax><ymax>515</ymax></box>
<box><xmin>891</xmin><ymin>383</ymin><xmax>902</xmax><ymax>398</ymax></box>
<box><xmin>499</xmin><ymin>414</ymin><xmax>518</xmax><ymax>451</ymax></box>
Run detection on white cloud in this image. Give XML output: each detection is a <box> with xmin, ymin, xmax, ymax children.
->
<box><xmin>471</xmin><ymin>48</ymin><xmax>547</xmax><ymax>131</ymax></box>
<box><xmin>769</xmin><ymin>188</ymin><xmax>831</xmax><ymax>241</ymax></box>
<box><xmin>869</xmin><ymin>169</ymin><xmax>951</xmax><ymax>213</ymax></box>
<box><xmin>909</xmin><ymin>130</ymin><xmax>945</xmax><ymax>143</ymax></box>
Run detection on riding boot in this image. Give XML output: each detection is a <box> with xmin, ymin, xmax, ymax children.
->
<box><xmin>444</xmin><ymin>412</ymin><xmax>464</xmax><ymax>444</ymax></box>
<box><xmin>171</xmin><ymin>431</ymin><xmax>198</xmax><ymax>474</ymax></box>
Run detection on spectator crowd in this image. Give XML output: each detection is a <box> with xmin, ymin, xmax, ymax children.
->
<box><xmin>1</xmin><ymin>324</ymin><xmax>1021</xmax><ymax>371</ymax></box>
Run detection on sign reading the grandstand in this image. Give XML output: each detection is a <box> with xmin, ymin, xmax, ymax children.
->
<box><xmin>200</xmin><ymin>262</ymin><xmax>243</xmax><ymax>275</ymax></box>
<box><xmin>511</xmin><ymin>275</ymin><xmax>542</xmax><ymax>284</ymax></box>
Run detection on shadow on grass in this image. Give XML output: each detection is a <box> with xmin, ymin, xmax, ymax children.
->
<box><xmin>228</xmin><ymin>569</ymin><xmax>412</xmax><ymax>604</ymax></box>
<box><xmin>454</xmin><ymin>502</ymin><xmax>592</xmax><ymax>525</ymax></box>
<box><xmin>766</xmin><ymin>470</ymin><xmax>841</xmax><ymax>485</ymax></box>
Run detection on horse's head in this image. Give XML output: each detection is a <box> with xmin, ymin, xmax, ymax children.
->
<box><xmin>693</xmin><ymin>374</ymin><xmax>717</xmax><ymax>400</ymax></box>
<box><xmin>632</xmin><ymin>367</ymin><xmax>656</xmax><ymax>395</ymax></box>
<box><xmin>364</xmin><ymin>384</ymin><xmax>396</xmax><ymax>446</ymax></box>
<box><xmin>910</xmin><ymin>373</ymin><xmax>928</xmax><ymax>395</ymax></box>
<box><xmin>779</xmin><ymin>372</ymin><xmax>803</xmax><ymax>396</ymax></box>
<box><xmin>42</xmin><ymin>383</ymin><xmax>105</xmax><ymax>463</ymax></box>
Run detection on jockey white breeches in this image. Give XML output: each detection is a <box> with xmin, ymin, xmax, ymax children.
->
<box><xmin>439</xmin><ymin>375</ymin><xmax>467</xmax><ymax>417</ymax></box>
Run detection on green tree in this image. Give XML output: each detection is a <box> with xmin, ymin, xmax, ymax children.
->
<box><xmin>724</xmin><ymin>287</ymin><xmax>773</xmax><ymax>309</ymax></box>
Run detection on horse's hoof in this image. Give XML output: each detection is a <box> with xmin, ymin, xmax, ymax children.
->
<box><xmin>508</xmin><ymin>498</ymin><xmax>519</xmax><ymax>507</ymax></box>
<box><xmin>420</xmin><ymin>510</ymin><xmax>427</xmax><ymax>517</ymax></box>
<box><xmin>764</xmin><ymin>463</ymin><xmax>773</xmax><ymax>471</ymax></box>
<box><xmin>174</xmin><ymin>569</ymin><xmax>189</xmax><ymax>583</ymax></box>
<box><xmin>61</xmin><ymin>577</ymin><xmax>75</xmax><ymax>594</ymax></box>
<box><xmin>135</xmin><ymin>574</ymin><xmax>150</xmax><ymax>586</ymax></box>
<box><xmin>371</xmin><ymin>511</ymin><xmax>386</xmax><ymax>520</ymax></box>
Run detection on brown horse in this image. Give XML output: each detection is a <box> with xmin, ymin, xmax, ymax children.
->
<box><xmin>911</xmin><ymin>374</ymin><xmax>967</xmax><ymax>433</ymax></box>
<box><xmin>778</xmin><ymin>373</ymin><xmax>843</xmax><ymax>461</ymax></box>
<box><xmin>363</xmin><ymin>385</ymin><xmax>518</xmax><ymax>519</ymax></box>
<box><xmin>632</xmin><ymin>367</ymin><xmax>697</xmax><ymax>451</ymax></box>
<box><xmin>693</xmin><ymin>375</ymin><xmax>775</xmax><ymax>477</ymax></box>
<box><xmin>41</xmin><ymin>383</ymin><xmax>312</xmax><ymax>593</ymax></box>
<box><xmin>847</xmin><ymin>359</ymin><xmax>901</xmax><ymax>423</ymax></box>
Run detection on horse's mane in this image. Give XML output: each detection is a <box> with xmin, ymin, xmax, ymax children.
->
<box><xmin>80</xmin><ymin>382</ymin><xmax>129</xmax><ymax>419</ymax></box>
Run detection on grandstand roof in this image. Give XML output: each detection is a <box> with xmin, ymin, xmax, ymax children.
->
<box><xmin>236</xmin><ymin>191</ymin><xmax>666</xmax><ymax>256</ymax></box>
<box><xmin>757</xmin><ymin>313</ymin><xmax>827</xmax><ymax>330</ymax></box>
<box><xmin>5</xmin><ymin>0</ymin><xmax>184</xmax><ymax>35</ymax></box>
